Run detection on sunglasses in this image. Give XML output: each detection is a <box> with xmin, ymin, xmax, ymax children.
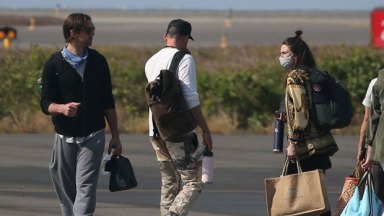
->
<box><xmin>82</xmin><ymin>25</ymin><xmax>95</xmax><ymax>34</ymax></box>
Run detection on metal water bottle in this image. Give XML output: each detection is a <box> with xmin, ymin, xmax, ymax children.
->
<box><xmin>273</xmin><ymin>101</ymin><xmax>286</xmax><ymax>153</ymax></box>
<box><xmin>202</xmin><ymin>148</ymin><xmax>213</xmax><ymax>184</ymax></box>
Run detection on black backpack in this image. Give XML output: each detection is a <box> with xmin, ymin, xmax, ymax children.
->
<box><xmin>145</xmin><ymin>51</ymin><xmax>197</xmax><ymax>141</ymax></box>
<box><xmin>308</xmin><ymin>67</ymin><xmax>353</xmax><ymax>129</ymax></box>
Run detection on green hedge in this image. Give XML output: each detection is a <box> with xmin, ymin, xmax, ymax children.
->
<box><xmin>1</xmin><ymin>45</ymin><xmax>383</xmax><ymax>133</ymax></box>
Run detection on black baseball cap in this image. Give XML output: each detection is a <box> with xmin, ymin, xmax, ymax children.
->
<box><xmin>166</xmin><ymin>19</ymin><xmax>194</xmax><ymax>41</ymax></box>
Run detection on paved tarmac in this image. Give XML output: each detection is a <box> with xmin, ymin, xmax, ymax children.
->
<box><xmin>0</xmin><ymin>133</ymin><xmax>360</xmax><ymax>216</ymax></box>
<box><xmin>5</xmin><ymin>10</ymin><xmax>371</xmax><ymax>48</ymax></box>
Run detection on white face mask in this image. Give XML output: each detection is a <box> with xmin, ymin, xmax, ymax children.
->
<box><xmin>279</xmin><ymin>55</ymin><xmax>294</xmax><ymax>68</ymax></box>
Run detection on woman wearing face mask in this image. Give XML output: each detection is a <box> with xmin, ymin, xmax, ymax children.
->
<box><xmin>280</xmin><ymin>30</ymin><xmax>337</xmax><ymax>216</ymax></box>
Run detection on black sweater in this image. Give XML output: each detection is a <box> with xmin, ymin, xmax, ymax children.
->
<box><xmin>40</xmin><ymin>49</ymin><xmax>115</xmax><ymax>137</ymax></box>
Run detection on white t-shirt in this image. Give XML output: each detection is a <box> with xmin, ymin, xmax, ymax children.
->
<box><xmin>362</xmin><ymin>78</ymin><xmax>378</xmax><ymax>107</ymax></box>
<box><xmin>145</xmin><ymin>47</ymin><xmax>200</xmax><ymax>136</ymax></box>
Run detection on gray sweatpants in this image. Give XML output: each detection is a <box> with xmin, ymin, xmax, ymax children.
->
<box><xmin>49</xmin><ymin>132</ymin><xmax>105</xmax><ymax>216</ymax></box>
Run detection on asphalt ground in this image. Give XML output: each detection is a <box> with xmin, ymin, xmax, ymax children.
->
<box><xmin>0</xmin><ymin>133</ymin><xmax>361</xmax><ymax>216</ymax></box>
<box><xmin>4</xmin><ymin>10</ymin><xmax>371</xmax><ymax>48</ymax></box>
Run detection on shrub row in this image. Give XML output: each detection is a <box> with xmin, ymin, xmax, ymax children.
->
<box><xmin>1</xmin><ymin>45</ymin><xmax>383</xmax><ymax>133</ymax></box>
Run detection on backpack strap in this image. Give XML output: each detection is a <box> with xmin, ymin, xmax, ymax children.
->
<box><xmin>169</xmin><ymin>51</ymin><xmax>187</xmax><ymax>75</ymax></box>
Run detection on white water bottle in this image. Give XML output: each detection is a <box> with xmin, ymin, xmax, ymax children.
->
<box><xmin>100</xmin><ymin>153</ymin><xmax>112</xmax><ymax>176</ymax></box>
<box><xmin>100</xmin><ymin>143</ymin><xmax>117</xmax><ymax>176</ymax></box>
<box><xmin>202</xmin><ymin>149</ymin><xmax>214</xmax><ymax>184</ymax></box>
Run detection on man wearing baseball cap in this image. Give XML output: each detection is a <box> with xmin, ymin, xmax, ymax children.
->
<box><xmin>145</xmin><ymin>19</ymin><xmax>213</xmax><ymax>216</ymax></box>
<box><xmin>166</xmin><ymin>19</ymin><xmax>195</xmax><ymax>41</ymax></box>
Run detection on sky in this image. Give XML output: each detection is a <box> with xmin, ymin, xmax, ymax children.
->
<box><xmin>1</xmin><ymin>0</ymin><xmax>384</xmax><ymax>11</ymax></box>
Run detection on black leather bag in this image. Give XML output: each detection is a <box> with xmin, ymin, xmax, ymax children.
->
<box><xmin>104</xmin><ymin>155</ymin><xmax>138</xmax><ymax>192</ymax></box>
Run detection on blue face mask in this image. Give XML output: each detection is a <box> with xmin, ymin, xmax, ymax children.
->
<box><xmin>279</xmin><ymin>55</ymin><xmax>294</xmax><ymax>68</ymax></box>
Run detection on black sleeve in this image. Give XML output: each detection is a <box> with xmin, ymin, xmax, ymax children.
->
<box><xmin>40</xmin><ymin>53</ymin><xmax>61</xmax><ymax>115</ymax></box>
<box><xmin>101</xmin><ymin>55</ymin><xmax>115</xmax><ymax>111</ymax></box>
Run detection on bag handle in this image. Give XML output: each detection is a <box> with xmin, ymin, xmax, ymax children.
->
<box><xmin>352</xmin><ymin>161</ymin><xmax>363</xmax><ymax>179</ymax></box>
<box><xmin>367</xmin><ymin>172</ymin><xmax>374</xmax><ymax>216</ymax></box>
<box><xmin>111</xmin><ymin>155</ymin><xmax>126</xmax><ymax>160</ymax></box>
<box><xmin>357</xmin><ymin>170</ymin><xmax>370</xmax><ymax>188</ymax></box>
<box><xmin>281</xmin><ymin>156</ymin><xmax>303</xmax><ymax>176</ymax></box>
<box><xmin>356</xmin><ymin>171</ymin><xmax>376</xmax><ymax>216</ymax></box>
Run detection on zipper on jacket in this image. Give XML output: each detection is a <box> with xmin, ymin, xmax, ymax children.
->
<box><xmin>81</xmin><ymin>67</ymin><xmax>87</xmax><ymax>137</ymax></box>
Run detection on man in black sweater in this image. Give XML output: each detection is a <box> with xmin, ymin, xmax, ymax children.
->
<box><xmin>40</xmin><ymin>13</ymin><xmax>122</xmax><ymax>216</ymax></box>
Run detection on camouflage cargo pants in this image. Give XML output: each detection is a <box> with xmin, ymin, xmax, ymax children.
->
<box><xmin>150</xmin><ymin>132</ymin><xmax>203</xmax><ymax>216</ymax></box>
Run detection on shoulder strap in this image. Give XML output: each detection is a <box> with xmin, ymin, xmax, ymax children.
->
<box><xmin>169</xmin><ymin>51</ymin><xmax>187</xmax><ymax>74</ymax></box>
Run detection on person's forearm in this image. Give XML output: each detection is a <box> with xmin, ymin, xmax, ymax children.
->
<box><xmin>287</xmin><ymin>84</ymin><xmax>308</xmax><ymax>141</ymax></box>
<box><xmin>190</xmin><ymin>105</ymin><xmax>213</xmax><ymax>150</ymax></box>
<box><xmin>105</xmin><ymin>109</ymin><xmax>119</xmax><ymax>138</ymax></box>
<box><xmin>48</xmin><ymin>103</ymin><xmax>63</xmax><ymax>116</ymax></box>
<box><xmin>105</xmin><ymin>108</ymin><xmax>123</xmax><ymax>155</ymax></box>
<box><xmin>358</xmin><ymin>107</ymin><xmax>370</xmax><ymax>149</ymax></box>
<box><xmin>48</xmin><ymin>102</ymin><xmax>82</xmax><ymax>117</ymax></box>
<box><xmin>358</xmin><ymin>120</ymin><xmax>367</xmax><ymax>149</ymax></box>
<box><xmin>190</xmin><ymin>105</ymin><xmax>210</xmax><ymax>133</ymax></box>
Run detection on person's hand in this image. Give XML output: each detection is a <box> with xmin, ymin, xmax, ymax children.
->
<box><xmin>61</xmin><ymin>102</ymin><xmax>81</xmax><ymax>117</ymax></box>
<box><xmin>286</xmin><ymin>141</ymin><xmax>297</xmax><ymax>158</ymax></box>
<box><xmin>108</xmin><ymin>138</ymin><xmax>122</xmax><ymax>156</ymax></box>
<box><xmin>361</xmin><ymin>145</ymin><xmax>373</xmax><ymax>170</ymax></box>
<box><xmin>361</xmin><ymin>159</ymin><xmax>374</xmax><ymax>170</ymax></box>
